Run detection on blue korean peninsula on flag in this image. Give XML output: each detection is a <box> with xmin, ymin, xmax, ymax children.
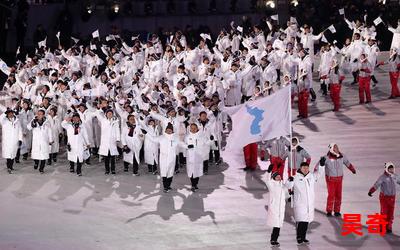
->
<box><xmin>224</xmin><ymin>86</ymin><xmax>291</xmax><ymax>150</ymax></box>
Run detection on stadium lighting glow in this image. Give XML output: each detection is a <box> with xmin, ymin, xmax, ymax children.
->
<box><xmin>113</xmin><ymin>5</ymin><xmax>119</xmax><ymax>13</ymax></box>
<box><xmin>266</xmin><ymin>1</ymin><xmax>276</xmax><ymax>9</ymax></box>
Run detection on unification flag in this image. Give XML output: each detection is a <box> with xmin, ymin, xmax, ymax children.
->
<box><xmin>223</xmin><ymin>86</ymin><xmax>291</xmax><ymax>150</ymax></box>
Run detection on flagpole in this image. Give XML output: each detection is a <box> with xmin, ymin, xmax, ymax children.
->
<box><xmin>289</xmin><ymin>81</ymin><xmax>293</xmax><ymax>175</ymax></box>
<box><xmin>288</xmin><ymin>80</ymin><xmax>294</xmax><ymax>208</ymax></box>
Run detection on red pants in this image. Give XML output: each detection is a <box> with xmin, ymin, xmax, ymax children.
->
<box><xmin>325</xmin><ymin>176</ymin><xmax>343</xmax><ymax>213</ymax></box>
<box><xmin>330</xmin><ymin>83</ymin><xmax>341</xmax><ymax>111</ymax></box>
<box><xmin>243</xmin><ymin>143</ymin><xmax>258</xmax><ymax>169</ymax></box>
<box><xmin>270</xmin><ymin>156</ymin><xmax>286</xmax><ymax>177</ymax></box>
<box><xmin>298</xmin><ymin>90</ymin><xmax>309</xmax><ymax>118</ymax></box>
<box><xmin>358</xmin><ymin>76</ymin><xmax>372</xmax><ymax>103</ymax></box>
<box><xmin>389</xmin><ymin>72</ymin><xmax>400</xmax><ymax>97</ymax></box>
<box><xmin>379</xmin><ymin>193</ymin><xmax>395</xmax><ymax>230</ymax></box>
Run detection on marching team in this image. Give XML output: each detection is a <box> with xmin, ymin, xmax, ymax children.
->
<box><xmin>0</xmin><ymin>13</ymin><xmax>399</xmax><ymax>246</ymax></box>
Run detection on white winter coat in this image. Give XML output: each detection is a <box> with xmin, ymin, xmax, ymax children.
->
<box><xmin>287</xmin><ymin>166</ymin><xmax>322</xmax><ymax>222</ymax></box>
<box><xmin>185</xmin><ymin>131</ymin><xmax>208</xmax><ymax>178</ymax></box>
<box><xmin>121</xmin><ymin>124</ymin><xmax>144</xmax><ymax>164</ymax></box>
<box><xmin>18</xmin><ymin>109</ymin><xmax>34</xmax><ymax>154</ymax></box>
<box><xmin>27</xmin><ymin>118</ymin><xmax>53</xmax><ymax>160</ymax></box>
<box><xmin>0</xmin><ymin>114</ymin><xmax>23</xmax><ymax>159</ymax></box>
<box><xmin>266</xmin><ymin>172</ymin><xmax>290</xmax><ymax>228</ymax></box>
<box><xmin>141</xmin><ymin>123</ymin><xmax>160</xmax><ymax>165</ymax></box>
<box><xmin>95</xmin><ymin>111</ymin><xmax>121</xmax><ymax>156</ymax></box>
<box><xmin>156</xmin><ymin>133</ymin><xmax>182</xmax><ymax>178</ymax></box>
<box><xmin>47</xmin><ymin>115</ymin><xmax>62</xmax><ymax>153</ymax></box>
<box><xmin>61</xmin><ymin>121</ymin><xmax>90</xmax><ymax>163</ymax></box>
<box><xmin>78</xmin><ymin>109</ymin><xmax>96</xmax><ymax>147</ymax></box>
<box><xmin>222</xmin><ymin>69</ymin><xmax>242</xmax><ymax>106</ymax></box>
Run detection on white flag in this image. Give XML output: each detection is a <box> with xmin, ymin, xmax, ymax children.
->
<box><xmin>373</xmin><ymin>16</ymin><xmax>383</xmax><ymax>26</ymax></box>
<box><xmin>223</xmin><ymin>86</ymin><xmax>290</xmax><ymax>150</ymax></box>
<box><xmin>92</xmin><ymin>29</ymin><xmax>99</xmax><ymax>38</ymax></box>
<box><xmin>131</xmin><ymin>35</ymin><xmax>140</xmax><ymax>41</ymax></box>
<box><xmin>71</xmin><ymin>37</ymin><xmax>79</xmax><ymax>44</ymax></box>
<box><xmin>90</xmin><ymin>43</ymin><xmax>97</xmax><ymax>50</ymax></box>
<box><xmin>38</xmin><ymin>37</ymin><xmax>47</xmax><ymax>48</ymax></box>
<box><xmin>328</xmin><ymin>25</ymin><xmax>336</xmax><ymax>33</ymax></box>
<box><xmin>321</xmin><ymin>35</ymin><xmax>328</xmax><ymax>43</ymax></box>
<box><xmin>16</xmin><ymin>46</ymin><xmax>20</xmax><ymax>55</ymax></box>
<box><xmin>106</xmin><ymin>35</ymin><xmax>114</xmax><ymax>41</ymax></box>
<box><xmin>0</xmin><ymin>58</ymin><xmax>10</xmax><ymax>75</ymax></box>
<box><xmin>290</xmin><ymin>17</ymin><xmax>297</xmax><ymax>23</ymax></box>
<box><xmin>271</xmin><ymin>14</ymin><xmax>279</xmax><ymax>21</ymax></box>
<box><xmin>200</xmin><ymin>33</ymin><xmax>211</xmax><ymax>41</ymax></box>
<box><xmin>56</xmin><ymin>31</ymin><xmax>60</xmax><ymax>39</ymax></box>
<box><xmin>339</xmin><ymin>8</ymin><xmax>345</xmax><ymax>15</ymax></box>
<box><xmin>236</xmin><ymin>26</ymin><xmax>243</xmax><ymax>33</ymax></box>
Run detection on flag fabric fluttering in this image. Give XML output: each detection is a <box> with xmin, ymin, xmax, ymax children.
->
<box><xmin>38</xmin><ymin>37</ymin><xmax>47</xmax><ymax>48</ymax></box>
<box><xmin>90</xmin><ymin>43</ymin><xmax>97</xmax><ymax>50</ymax></box>
<box><xmin>200</xmin><ymin>33</ymin><xmax>212</xmax><ymax>41</ymax></box>
<box><xmin>339</xmin><ymin>8</ymin><xmax>345</xmax><ymax>15</ymax></box>
<box><xmin>271</xmin><ymin>14</ymin><xmax>279</xmax><ymax>21</ymax></box>
<box><xmin>0</xmin><ymin>58</ymin><xmax>11</xmax><ymax>75</ymax></box>
<box><xmin>328</xmin><ymin>25</ymin><xmax>336</xmax><ymax>33</ymax></box>
<box><xmin>373</xmin><ymin>16</ymin><xmax>383</xmax><ymax>26</ymax></box>
<box><xmin>92</xmin><ymin>29</ymin><xmax>100</xmax><ymax>38</ymax></box>
<box><xmin>71</xmin><ymin>37</ymin><xmax>79</xmax><ymax>44</ymax></box>
<box><xmin>223</xmin><ymin>86</ymin><xmax>291</xmax><ymax>150</ymax></box>
<box><xmin>321</xmin><ymin>35</ymin><xmax>328</xmax><ymax>43</ymax></box>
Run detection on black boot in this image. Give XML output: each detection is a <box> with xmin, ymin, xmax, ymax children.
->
<box><xmin>310</xmin><ymin>88</ymin><xmax>316</xmax><ymax>101</ymax></box>
<box><xmin>124</xmin><ymin>162</ymin><xmax>129</xmax><ymax>172</ymax></box>
<box><xmin>70</xmin><ymin>162</ymin><xmax>75</xmax><ymax>173</ymax></box>
<box><xmin>152</xmin><ymin>164</ymin><xmax>158</xmax><ymax>175</ymax></box>
<box><xmin>34</xmin><ymin>160</ymin><xmax>39</xmax><ymax>170</ymax></box>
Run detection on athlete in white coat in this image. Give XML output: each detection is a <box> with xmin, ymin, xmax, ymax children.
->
<box><xmin>139</xmin><ymin>117</ymin><xmax>160</xmax><ymax>174</ymax></box>
<box><xmin>0</xmin><ymin>109</ymin><xmax>23</xmax><ymax>174</ymax></box>
<box><xmin>266</xmin><ymin>164</ymin><xmax>292</xmax><ymax>247</ymax></box>
<box><xmin>27</xmin><ymin>109</ymin><xmax>53</xmax><ymax>173</ymax></box>
<box><xmin>121</xmin><ymin>114</ymin><xmax>144</xmax><ymax>176</ymax></box>
<box><xmin>185</xmin><ymin>123</ymin><xmax>210</xmax><ymax>192</ymax></box>
<box><xmin>94</xmin><ymin>109</ymin><xmax>121</xmax><ymax>175</ymax></box>
<box><xmin>154</xmin><ymin>123</ymin><xmax>184</xmax><ymax>193</ymax></box>
<box><xmin>287</xmin><ymin>161</ymin><xmax>322</xmax><ymax>245</ymax></box>
<box><xmin>47</xmin><ymin>106</ymin><xmax>62</xmax><ymax>165</ymax></box>
<box><xmin>17</xmin><ymin>100</ymin><xmax>34</xmax><ymax>161</ymax></box>
<box><xmin>61</xmin><ymin>113</ymin><xmax>90</xmax><ymax>176</ymax></box>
